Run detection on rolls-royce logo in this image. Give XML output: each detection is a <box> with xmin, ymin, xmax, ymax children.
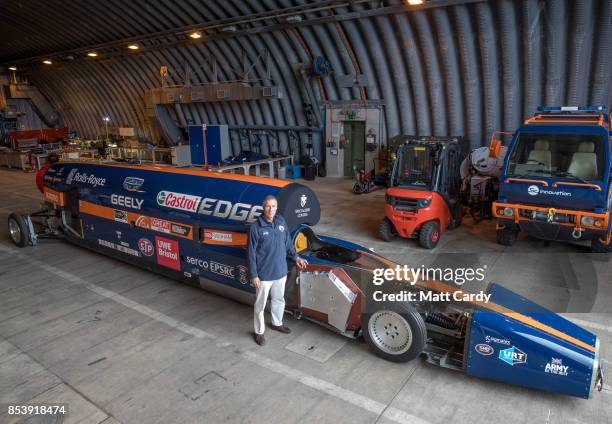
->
<box><xmin>300</xmin><ymin>194</ymin><xmax>307</xmax><ymax>208</ymax></box>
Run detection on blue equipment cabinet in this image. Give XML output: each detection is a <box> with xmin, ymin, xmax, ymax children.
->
<box><xmin>188</xmin><ymin>124</ymin><xmax>231</xmax><ymax>165</ymax></box>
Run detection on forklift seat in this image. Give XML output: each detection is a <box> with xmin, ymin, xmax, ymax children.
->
<box><xmin>567</xmin><ymin>141</ymin><xmax>598</xmax><ymax>179</ymax></box>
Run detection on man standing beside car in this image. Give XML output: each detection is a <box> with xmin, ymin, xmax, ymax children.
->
<box><xmin>247</xmin><ymin>195</ymin><xmax>308</xmax><ymax>346</ymax></box>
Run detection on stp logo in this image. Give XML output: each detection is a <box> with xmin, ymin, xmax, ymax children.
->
<box><xmin>528</xmin><ymin>185</ymin><xmax>540</xmax><ymax>196</ymax></box>
<box><xmin>138</xmin><ymin>238</ymin><xmax>154</xmax><ymax>257</ymax></box>
<box><xmin>475</xmin><ymin>344</ymin><xmax>494</xmax><ymax>356</ymax></box>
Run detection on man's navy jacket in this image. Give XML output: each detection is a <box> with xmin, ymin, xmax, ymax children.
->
<box><xmin>247</xmin><ymin>214</ymin><xmax>298</xmax><ymax>281</ymax></box>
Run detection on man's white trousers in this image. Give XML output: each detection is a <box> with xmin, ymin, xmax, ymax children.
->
<box><xmin>254</xmin><ymin>276</ymin><xmax>287</xmax><ymax>335</ymax></box>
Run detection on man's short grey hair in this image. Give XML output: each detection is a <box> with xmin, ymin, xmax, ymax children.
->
<box><xmin>262</xmin><ymin>195</ymin><xmax>277</xmax><ymax>206</ymax></box>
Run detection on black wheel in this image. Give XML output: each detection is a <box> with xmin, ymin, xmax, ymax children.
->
<box><xmin>497</xmin><ymin>226</ymin><xmax>518</xmax><ymax>246</ymax></box>
<box><xmin>448</xmin><ymin>202</ymin><xmax>463</xmax><ymax>230</ymax></box>
<box><xmin>419</xmin><ymin>221</ymin><xmax>440</xmax><ymax>249</ymax></box>
<box><xmin>379</xmin><ymin>218</ymin><xmax>396</xmax><ymax>242</ymax></box>
<box><xmin>353</xmin><ymin>181</ymin><xmax>365</xmax><ymax>194</ymax></box>
<box><xmin>8</xmin><ymin>213</ymin><xmax>30</xmax><ymax>248</ymax></box>
<box><xmin>591</xmin><ymin>235</ymin><xmax>611</xmax><ymax>253</ymax></box>
<box><xmin>362</xmin><ymin>303</ymin><xmax>426</xmax><ymax>363</ymax></box>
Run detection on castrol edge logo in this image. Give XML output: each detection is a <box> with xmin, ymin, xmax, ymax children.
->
<box><xmin>157</xmin><ymin>191</ymin><xmax>201</xmax><ymax>213</ymax></box>
<box><xmin>156</xmin><ymin>190</ymin><xmax>262</xmax><ymax>223</ymax></box>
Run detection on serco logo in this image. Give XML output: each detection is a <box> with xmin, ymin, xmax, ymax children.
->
<box><xmin>300</xmin><ymin>194</ymin><xmax>307</xmax><ymax>208</ymax></box>
<box><xmin>528</xmin><ymin>185</ymin><xmax>539</xmax><ymax>196</ymax></box>
<box><xmin>157</xmin><ymin>191</ymin><xmax>202</xmax><ymax>213</ymax></box>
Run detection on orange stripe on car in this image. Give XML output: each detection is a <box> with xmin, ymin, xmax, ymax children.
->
<box><xmin>63</xmin><ymin>161</ymin><xmax>290</xmax><ymax>188</ymax></box>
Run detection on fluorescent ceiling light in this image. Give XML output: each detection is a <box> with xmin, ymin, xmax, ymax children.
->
<box><xmin>406</xmin><ymin>0</ymin><xmax>424</xmax><ymax>4</ymax></box>
<box><xmin>8</xmin><ymin>66</ymin><xmax>17</xmax><ymax>71</ymax></box>
<box><xmin>43</xmin><ymin>60</ymin><xmax>53</xmax><ymax>65</ymax></box>
<box><xmin>189</xmin><ymin>31</ymin><xmax>202</xmax><ymax>39</ymax></box>
<box><xmin>87</xmin><ymin>52</ymin><xmax>98</xmax><ymax>57</ymax></box>
<box><xmin>128</xmin><ymin>44</ymin><xmax>139</xmax><ymax>50</ymax></box>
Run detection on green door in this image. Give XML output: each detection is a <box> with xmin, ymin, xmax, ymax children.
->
<box><xmin>343</xmin><ymin>121</ymin><xmax>365</xmax><ymax>177</ymax></box>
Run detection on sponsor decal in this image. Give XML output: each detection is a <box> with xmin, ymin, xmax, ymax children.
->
<box><xmin>499</xmin><ymin>346</ymin><xmax>527</xmax><ymax>366</ymax></box>
<box><xmin>138</xmin><ymin>238</ymin><xmax>154</xmax><ymax>257</ymax></box>
<box><xmin>184</xmin><ymin>272</ymin><xmax>192</xmax><ymax>278</ymax></box>
<box><xmin>113</xmin><ymin>209</ymin><xmax>128</xmax><ymax>224</ymax></box>
<box><xmin>294</xmin><ymin>193</ymin><xmax>311</xmax><ymax>218</ymax></box>
<box><xmin>278</xmin><ymin>225</ymin><xmax>285</xmax><ymax>232</ymax></box>
<box><xmin>150</xmin><ymin>217</ymin><xmax>171</xmax><ymax>233</ymax></box>
<box><xmin>171</xmin><ymin>223</ymin><xmax>190</xmax><ymax>236</ymax></box>
<box><xmin>111</xmin><ymin>194</ymin><xmax>144</xmax><ymax>210</ymax></box>
<box><xmin>155</xmin><ymin>236</ymin><xmax>180</xmax><ymax>271</ymax></box>
<box><xmin>66</xmin><ymin>168</ymin><xmax>77</xmax><ymax>184</ymax></box>
<box><xmin>185</xmin><ymin>256</ymin><xmax>209</xmax><ymax>270</ymax></box>
<box><xmin>197</xmin><ymin>198</ymin><xmax>262</xmax><ymax>223</ymax></box>
<box><xmin>485</xmin><ymin>335</ymin><xmax>511</xmax><ymax>346</ymax></box>
<box><xmin>205</xmin><ymin>231</ymin><xmax>233</xmax><ymax>243</ymax></box>
<box><xmin>527</xmin><ymin>184</ymin><xmax>571</xmax><ymax>197</ymax></box>
<box><xmin>119</xmin><ymin>241</ymin><xmax>130</xmax><ymax>247</ymax></box>
<box><xmin>44</xmin><ymin>191</ymin><xmax>59</xmax><ymax>203</ymax></box>
<box><xmin>475</xmin><ymin>344</ymin><xmax>494</xmax><ymax>356</ymax></box>
<box><xmin>210</xmin><ymin>260</ymin><xmax>235</xmax><ymax>278</ymax></box>
<box><xmin>123</xmin><ymin>177</ymin><xmax>145</xmax><ymax>192</ymax></box>
<box><xmin>157</xmin><ymin>191</ymin><xmax>202</xmax><ymax>213</ymax></box>
<box><xmin>237</xmin><ymin>265</ymin><xmax>248</xmax><ymax>285</ymax></box>
<box><xmin>70</xmin><ymin>171</ymin><xmax>106</xmax><ymax>187</ymax></box>
<box><xmin>135</xmin><ymin>215</ymin><xmax>149</xmax><ymax>229</ymax></box>
<box><xmin>544</xmin><ymin>358</ymin><xmax>569</xmax><ymax>376</ymax></box>
<box><xmin>97</xmin><ymin>239</ymin><xmax>139</xmax><ymax>257</ymax></box>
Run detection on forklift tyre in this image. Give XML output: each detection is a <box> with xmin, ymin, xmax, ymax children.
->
<box><xmin>419</xmin><ymin>221</ymin><xmax>440</xmax><ymax>249</ymax></box>
<box><xmin>379</xmin><ymin>218</ymin><xmax>396</xmax><ymax>242</ymax></box>
<box><xmin>497</xmin><ymin>226</ymin><xmax>518</xmax><ymax>246</ymax></box>
<box><xmin>8</xmin><ymin>213</ymin><xmax>30</xmax><ymax>248</ymax></box>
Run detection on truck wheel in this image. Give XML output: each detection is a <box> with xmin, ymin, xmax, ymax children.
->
<box><xmin>8</xmin><ymin>213</ymin><xmax>30</xmax><ymax>248</ymax></box>
<box><xmin>379</xmin><ymin>218</ymin><xmax>396</xmax><ymax>242</ymax></box>
<box><xmin>353</xmin><ymin>182</ymin><xmax>365</xmax><ymax>194</ymax></box>
<box><xmin>419</xmin><ymin>221</ymin><xmax>440</xmax><ymax>249</ymax></box>
<box><xmin>591</xmin><ymin>236</ymin><xmax>611</xmax><ymax>253</ymax></box>
<box><xmin>497</xmin><ymin>227</ymin><xmax>518</xmax><ymax>246</ymax></box>
<box><xmin>362</xmin><ymin>303</ymin><xmax>426</xmax><ymax>363</ymax></box>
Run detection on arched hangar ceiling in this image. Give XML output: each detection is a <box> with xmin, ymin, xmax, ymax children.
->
<box><xmin>2</xmin><ymin>0</ymin><xmax>611</xmax><ymax>151</ymax></box>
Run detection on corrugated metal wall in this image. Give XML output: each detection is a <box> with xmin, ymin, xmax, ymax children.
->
<box><xmin>2</xmin><ymin>0</ymin><xmax>611</xmax><ymax>151</ymax></box>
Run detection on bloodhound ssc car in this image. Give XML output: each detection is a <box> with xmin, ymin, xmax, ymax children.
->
<box><xmin>7</xmin><ymin>161</ymin><xmax>604</xmax><ymax>398</ymax></box>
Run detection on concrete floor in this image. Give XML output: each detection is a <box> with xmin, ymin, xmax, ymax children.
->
<box><xmin>0</xmin><ymin>167</ymin><xmax>610</xmax><ymax>424</ymax></box>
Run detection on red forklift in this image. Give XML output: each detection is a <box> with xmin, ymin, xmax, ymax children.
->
<box><xmin>379</xmin><ymin>136</ymin><xmax>463</xmax><ymax>249</ymax></box>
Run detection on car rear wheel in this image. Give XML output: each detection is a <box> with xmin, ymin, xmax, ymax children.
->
<box><xmin>419</xmin><ymin>221</ymin><xmax>440</xmax><ymax>249</ymax></box>
<box><xmin>8</xmin><ymin>213</ymin><xmax>30</xmax><ymax>248</ymax></box>
<box><xmin>379</xmin><ymin>218</ymin><xmax>396</xmax><ymax>242</ymax></box>
<box><xmin>362</xmin><ymin>304</ymin><xmax>426</xmax><ymax>363</ymax></box>
<box><xmin>497</xmin><ymin>226</ymin><xmax>518</xmax><ymax>246</ymax></box>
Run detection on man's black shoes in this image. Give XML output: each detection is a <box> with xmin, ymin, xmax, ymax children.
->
<box><xmin>270</xmin><ymin>324</ymin><xmax>291</xmax><ymax>334</ymax></box>
<box><xmin>254</xmin><ymin>333</ymin><xmax>266</xmax><ymax>345</ymax></box>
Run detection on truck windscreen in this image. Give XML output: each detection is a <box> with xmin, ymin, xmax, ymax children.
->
<box><xmin>392</xmin><ymin>146</ymin><xmax>435</xmax><ymax>188</ymax></box>
<box><xmin>506</xmin><ymin>133</ymin><xmax>605</xmax><ymax>181</ymax></box>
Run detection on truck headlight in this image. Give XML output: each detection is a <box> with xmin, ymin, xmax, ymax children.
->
<box><xmin>581</xmin><ymin>216</ymin><xmax>595</xmax><ymax>226</ymax></box>
<box><xmin>503</xmin><ymin>207</ymin><xmax>514</xmax><ymax>216</ymax></box>
<box><xmin>418</xmin><ymin>198</ymin><xmax>432</xmax><ymax>208</ymax></box>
